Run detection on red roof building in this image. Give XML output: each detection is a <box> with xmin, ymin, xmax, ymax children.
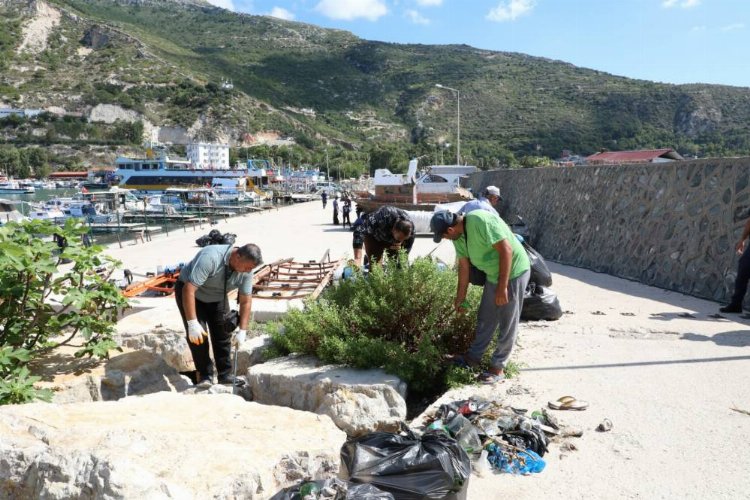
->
<box><xmin>586</xmin><ymin>148</ymin><xmax>684</xmax><ymax>165</ymax></box>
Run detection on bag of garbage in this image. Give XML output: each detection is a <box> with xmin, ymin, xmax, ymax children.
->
<box><xmin>522</xmin><ymin>284</ymin><xmax>563</xmax><ymax>321</ymax></box>
<box><xmin>523</xmin><ymin>242</ymin><xmax>552</xmax><ymax>287</ymax></box>
<box><xmin>208</xmin><ymin>229</ymin><xmax>222</xmax><ymax>242</ymax></box>
<box><xmin>195</xmin><ymin>235</ymin><xmax>212</xmax><ymax>247</ymax></box>
<box><xmin>220</xmin><ymin>232</ymin><xmax>236</xmax><ymax>245</ymax></box>
<box><xmin>270</xmin><ymin>477</ymin><xmax>394</xmax><ymax>500</ymax></box>
<box><xmin>340</xmin><ymin>429</ymin><xmax>471</xmax><ymax>500</ymax></box>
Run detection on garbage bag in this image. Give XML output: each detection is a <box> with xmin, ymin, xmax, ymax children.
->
<box><xmin>270</xmin><ymin>477</ymin><xmax>394</xmax><ymax>500</ymax></box>
<box><xmin>523</xmin><ymin>242</ymin><xmax>552</xmax><ymax>287</ymax></box>
<box><xmin>208</xmin><ymin>229</ymin><xmax>222</xmax><ymax>241</ymax></box>
<box><xmin>220</xmin><ymin>232</ymin><xmax>236</xmax><ymax>245</ymax></box>
<box><xmin>507</xmin><ymin>215</ymin><xmax>529</xmax><ymax>241</ymax></box>
<box><xmin>195</xmin><ymin>235</ymin><xmax>212</xmax><ymax>247</ymax></box>
<box><xmin>340</xmin><ymin>429</ymin><xmax>471</xmax><ymax>500</ymax></box>
<box><xmin>522</xmin><ymin>284</ymin><xmax>563</xmax><ymax>321</ymax></box>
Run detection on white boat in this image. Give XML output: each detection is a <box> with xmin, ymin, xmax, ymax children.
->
<box><xmin>356</xmin><ymin>159</ymin><xmax>476</xmax><ymax>212</ymax></box>
<box><xmin>114</xmin><ymin>151</ymin><xmax>251</xmax><ymax>192</ymax></box>
<box><xmin>0</xmin><ymin>199</ymin><xmax>27</xmax><ymax>225</ymax></box>
<box><xmin>0</xmin><ymin>179</ymin><xmax>35</xmax><ymax>194</ymax></box>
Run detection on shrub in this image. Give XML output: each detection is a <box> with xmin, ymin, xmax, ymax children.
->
<box><xmin>269</xmin><ymin>255</ymin><xmax>483</xmax><ymax>396</ymax></box>
<box><xmin>0</xmin><ymin>219</ymin><xmax>129</xmax><ymax>404</ymax></box>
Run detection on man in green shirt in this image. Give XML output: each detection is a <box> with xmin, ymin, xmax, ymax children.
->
<box><xmin>430</xmin><ymin>209</ymin><xmax>530</xmax><ymax>383</ymax></box>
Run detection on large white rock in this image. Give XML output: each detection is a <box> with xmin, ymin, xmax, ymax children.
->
<box><xmin>247</xmin><ymin>355</ymin><xmax>407</xmax><ymax>437</ymax></box>
<box><xmin>49</xmin><ymin>351</ymin><xmax>191</xmax><ymax>404</ymax></box>
<box><xmin>0</xmin><ymin>393</ymin><xmax>346</xmax><ymax>499</ymax></box>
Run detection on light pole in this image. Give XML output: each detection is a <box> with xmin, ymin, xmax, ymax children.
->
<box><xmin>435</xmin><ymin>83</ymin><xmax>460</xmax><ymax>165</ymax></box>
<box><xmin>325</xmin><ymin>149</ymin><xmax>330</xmax><ymax>182</ymax></box>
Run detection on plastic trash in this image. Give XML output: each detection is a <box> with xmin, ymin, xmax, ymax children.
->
<box><xmin>445</xmin><ymin>414</ymin><xmax>482</xmax><ymax>454</ymax></box>
<box><xmin>474</xmin><ymin>449</ymin><xmax>492</xmax><ymax>477</ymax></box>
<box><xmin>523</xmin><ymin>242</ymin><xmax>552</xmax><ymax>287</ymax></box>
<box><xmin>270</xmin><ymin>478</ymin><xmax>394</xmax><ymax>499</ymax></box>
<box><xmin>340</xmin><ymin>429</ymin><xmax>471</xmax><ymax>500</ymax></box>
<box><xmin>522</xmin><ymin>284</ymin><xmax>563</xmax><ymax>321</ymax></box>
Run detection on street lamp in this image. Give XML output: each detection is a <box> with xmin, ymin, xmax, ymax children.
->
<box><xmin>435</xmin><ymin>83</ymin><xmax>460</xmax><ymax>165</ymax></box>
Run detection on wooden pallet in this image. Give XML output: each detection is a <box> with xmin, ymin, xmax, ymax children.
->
<box><xmin>250</xmin><ymin>252</ymin><xmax>345</xmax><ymax>301</ymax></box>
<box><xmin>122</xmin><ymin>270</ymin><xmax>181</xmax><ymax>298</ymax></box>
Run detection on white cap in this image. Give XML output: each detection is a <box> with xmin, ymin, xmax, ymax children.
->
<box><xmin>483</xmin><ymin>186</ymin><xmax>501</xmax><ymax>197</ymax></box>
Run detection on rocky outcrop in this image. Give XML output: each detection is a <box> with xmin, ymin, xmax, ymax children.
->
<box><xmin>0</xmin><ymin>392</ymin><xmax>345</xmax><ymax>498</ymax></box>
<box><xmin>247</xmin><ymin>355</ymin><xmax>407</xmax><ymax>437</ymax></box>
<box><xmin>50</xmin><ymin>350</ymin><xmax>191</xmax><ymax>403</ymax></box>
<box><xmin>88</xmin><ymin>103</ymin><xmax>141</xmax><ymax>124</ymax></box>
<box><xmin>17</xmin><ymin>0</ymin><xmax>61</xmax><ymax>55</ymax></box>
<box><xmin>81</xmin><ymin>25</ymin><xmax>111</xmax><ymax>49</ymax></box>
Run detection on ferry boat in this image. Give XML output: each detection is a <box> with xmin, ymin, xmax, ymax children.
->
<box><xmin>114</xmin><ymin>152</ymin><xmax>250</xmax><ymax>192</ymax></box>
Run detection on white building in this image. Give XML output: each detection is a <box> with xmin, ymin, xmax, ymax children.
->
<box><xmin>186</xmin><ymin>142</ymin><xmax>230</xmax><ymax>169</ymax></box>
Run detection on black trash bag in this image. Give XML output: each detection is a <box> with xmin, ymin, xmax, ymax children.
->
<box><xmin>208</xmin><ymin>229</ymin><xmax>222</xmax><ymax>242</ymax></box>
<box><xmin>270</xmin><ymin>477</ymin><xmax>394</xmax><ymax>500</ymax></box>
<box><xmin>220</xmin><ymin>232</ymin><xmax>236</xmax><ymax>245</ymax></box>
<box><xmin>502</xmin><ymin>427</ymin><xmax>549</xmax><ymax>457</ymax></box>
<box><xmin>507</xmin><ymin>215</ymin><xmax>529</xmax><ymax>241</ymax></box>
<box><xmin>522</xmin><ymin>284</ymin><xmax>563</xmax><ymax>321</ymax></box>
<box><xmin>340</xmin><ymin>429</ymin><xmax>471</xmax><ymax>500</ymax></box>
<box><xmin>523</xmin><ymin>242</ymin><xmax>552</xmax><ymax>287</ymax></box>
<box><xmin>195</xmin><ymin>235</ymin><xmax>212</xmax><ymax>247</ymax></box>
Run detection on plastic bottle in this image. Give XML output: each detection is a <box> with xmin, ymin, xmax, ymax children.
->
<box><xmin>474</xmin><ymin>449</ymin><xmax>491</xmax><ymax>476</ymax></box>
<box><xmin>299</xmin><ymin>481</ymin><xmax>320</xmax><ymax>498</ymax></box>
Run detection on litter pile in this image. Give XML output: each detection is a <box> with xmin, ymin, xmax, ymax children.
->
<box><xmin>195</xmin><ymin>229</ymin><xmax>236</xmax><ymax>247</ymax></box>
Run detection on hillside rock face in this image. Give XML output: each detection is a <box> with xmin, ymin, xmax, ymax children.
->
<box><xmin>81</xmin><ymin>24</ymin><xmax>111</xmax><ymax>49</ymax></box>
<box><xmin>0</xmin><ymin>393</ymin><xmax>345</xmax><ymax>499</ymax></box>
<box><xmin>88</xmin><ymin>103</ymin><xmax>142</xmax><ymax>124</ymax></box>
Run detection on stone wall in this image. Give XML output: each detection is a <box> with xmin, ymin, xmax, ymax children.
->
<box><xmin>466</xmin><ymin>158</ymin><xmax>750</xmax><ymax>303</ymax></box>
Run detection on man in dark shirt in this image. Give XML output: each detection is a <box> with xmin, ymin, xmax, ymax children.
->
<box><xmin>352</xmin><ymin>205</ymin><xmax>415</xmax><ymax>266</ymax></box>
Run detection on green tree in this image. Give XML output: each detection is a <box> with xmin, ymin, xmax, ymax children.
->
<box><xmin>0</xmin><ymin>147</ymin><xmax>21</xmax><ymax>177</ymax></box>
<box><xmin>0</xmin><ymin>219</ymin><xmax>129</xmax><ymax>405</ymax></box>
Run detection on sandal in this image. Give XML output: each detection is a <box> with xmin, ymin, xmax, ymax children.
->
<box><xmin>478</xmin><ymin>371</ymin><xmax>505</xmax><ymax>385</ymax></box>
<box><xmin>548</xmin><ymin>395</ymin><xmax>589</xmax><ymax>411</ymax></box>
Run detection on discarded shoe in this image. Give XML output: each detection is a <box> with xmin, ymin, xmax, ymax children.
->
<box><xmin>196</xmin><ymin>377</ymin><xmax>212</xmax><ymax>387</ymax></box>
<box><xmin>596</xmin><ymin>418</ymin><xmax>613</xmax><ymax>432</ymax></box>
<box><xmin>719</xmin><ymin>304</ymin><xmax>743</xmax><ymax>313</ymax></box>
<box><xmin>548</xmin><ymin>395</ymin><xmax>589</xmax><ymax>411</ymax></box>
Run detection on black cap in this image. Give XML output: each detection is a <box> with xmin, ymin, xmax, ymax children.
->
<box><xmin>430</xmin><ymin>210</ymin><xmax>456</xmax><ymax>243</ymax></box>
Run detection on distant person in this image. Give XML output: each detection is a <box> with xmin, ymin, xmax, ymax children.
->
<box><xmin>430</xmin><ymin>209</ymin><xmax>530</xmax><ymax>384</ymax></box>
<box><xmin>332</xmin><ymin>195</ymin><xmax>340</xmax><ymax>225</ymax></box>
<box><xmin>721</xmin><ymin>218</ymin><xmax>750</xmax><ymax>313</ymax></box>
<box><xmin>175</xmin><ymin>243</ymin><xmax>262</xmax><ymax>386</ymax></box>
<box><xmin>353</xmin><ymin>205</ymin><xmax>415</xmax><ymax>266</ymax></box>
<box><xmin>461</xmin><ymin>185</ymin><xmax>502</xmax><ymax>215</ymax></box>
<box><xmin>342</xmin><ymin>197</ymin><xmax>352</xmax><ymax>228</ymax></box>
<box><xmin>321</xmin><ymin>191</ymin><xmax>328</xmax><ymax>209</ymax></box>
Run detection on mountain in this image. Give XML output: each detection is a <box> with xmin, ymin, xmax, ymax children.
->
<box><xmin>2</xmin><ymin>0</ymin><xmax>750</xmax><ymax>173</ymax></box>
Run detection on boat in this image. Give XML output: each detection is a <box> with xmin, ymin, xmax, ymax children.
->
<box><xmin>0</xmin><ymin>179</ymin><xmax>35</xmax><ymax>194</ymax></box>
<box><xmin>114</xmin><ymin>150</ymin><xmax>251</xmax><ymax>193</ymax></box>
<box><xmin>354</xmin><ymin>159</ymin><xmax>476</xmax><ymax>213</ymax></box>
<box><xmin>0</xmin><ymin>199</ymin><xmax>28</xmax><ymax>225</ymax></box>
<box><xmin>82</xmin><ymin>169</ymin><xmax>116</xmax><ymax>190</ymax></box>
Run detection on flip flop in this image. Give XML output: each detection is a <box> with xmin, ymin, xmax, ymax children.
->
<box><xmin>548</xmin><ymin>395</ymin><xmax>588</xmax><ymax>411</ymax></box>
<box><xmin>478</xmin><ymin>371</ymin><xmax>505</xmax><ymax>385</ymax></box>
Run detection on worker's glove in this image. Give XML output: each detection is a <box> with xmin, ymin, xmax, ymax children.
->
<box><xmin>187</xmin><ymin>319</ymin><xmax>207</xmax><ymax>345</ymax></box>
<box><xmin>232</xmin><ymin>329</ymin><xmax>247</xmax><ymax>347</ymax></box>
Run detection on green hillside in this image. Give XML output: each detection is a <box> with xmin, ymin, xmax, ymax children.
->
<box><xmin>2</xmin><ymin>0</ymin><xmax>750</xmax><ymax>174</ymax></box>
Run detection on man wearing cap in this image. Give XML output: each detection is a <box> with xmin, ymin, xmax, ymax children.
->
<box><xmin>461</xmin><ymin>185</ymin><xmax>502</xmax><ymax>215</ymax></box>
<box><xmin>430</xmin><ymin>209</ymin><xmax>530</xmax><ymax>383</ymax></box>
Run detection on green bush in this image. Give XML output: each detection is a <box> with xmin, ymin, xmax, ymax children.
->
<box><xmin>269</xmin><ymin>255</ymin><xmax>482</xmax><ymax>396</ymax></box>
<box><xmin>0</xmin><ymin>219</ymin><xmax>129</xmax><ymax>405</ymax></box>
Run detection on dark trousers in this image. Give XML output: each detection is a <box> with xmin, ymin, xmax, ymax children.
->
<box><xmin>363</xmin><ymin>234</ymin><xmax>415</xmax><ymax>263</ymax></box>
<box><xmin>342</xmin><ymin>210</ymin><xmax>351</xmax><ymax>228</ymax></box>
<box><xmin>333</xmin><ymin>209</ymin><xmax>340</xmax><ymax>225</ymax></box>
<box><xmin>174</xmin><ymin>281</ymin><xmax>232</xmax><ymax>381</ymax></box>
<box><xmin>730</xmin><ymin>245</ymin><xmax>750</xmax><ymax>307</ymax></box>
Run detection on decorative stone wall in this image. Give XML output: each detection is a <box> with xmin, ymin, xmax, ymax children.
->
<box><xmin>466</xmin><ymin>158</ymin><xmax>750</xmax><ymax>303</ymax></box>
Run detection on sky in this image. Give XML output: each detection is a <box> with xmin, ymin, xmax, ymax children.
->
<box><xmin>205</xmin><ymin>0</ymin><xmax>750</xmax><ymax>88</ymax></box>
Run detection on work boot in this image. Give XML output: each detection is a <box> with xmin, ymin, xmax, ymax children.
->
<box><xmin>719</xmin><ymin>304</ymin><xmax>743</xmax><ymax>313</ymax></box>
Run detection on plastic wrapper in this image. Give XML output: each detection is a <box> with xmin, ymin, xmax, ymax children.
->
<box><xmin>270</xmin><ymin>478</ymin><xmax>394</xmax><ymax>500</ymax></box>
<box><xmin>340</xmin><ymin>429</ymin><xmax>471</xmax><ymax>500</ymax></box>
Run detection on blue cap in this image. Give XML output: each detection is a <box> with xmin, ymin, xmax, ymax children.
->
<box><xmin>430</xmin><ymin>210</ymin><xmax>456</xmax><ymax>243</ymax></box>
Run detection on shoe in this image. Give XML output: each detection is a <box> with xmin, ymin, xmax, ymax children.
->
<box><xmin>719</xmin><ymin>304</ymin><xmax>743</xmax><ymax>313</ymax></box>
<box><xmin>218</xmin><ymin>376</ymin><xmax>245</xmax><ymax>387</ymax></box>
<box><xmin>478</xmin><ymin>368</ymin><xmax>505</xmax><ymax>385</ymax></box>
<box><xmin>196</xmin><ymin>377</ymin><xmax>212</xmax><ymax>387</ymax></box>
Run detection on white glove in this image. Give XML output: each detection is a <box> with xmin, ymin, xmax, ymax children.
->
<box><xmin>232</xmin><ymin>329</ymin><xmax>247</xmax><ymax>346</ymax></box>
<box><xmin>187</xmin><ymin>319</ymin><xmax>207</xmax><ymax>345</ymax></box>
